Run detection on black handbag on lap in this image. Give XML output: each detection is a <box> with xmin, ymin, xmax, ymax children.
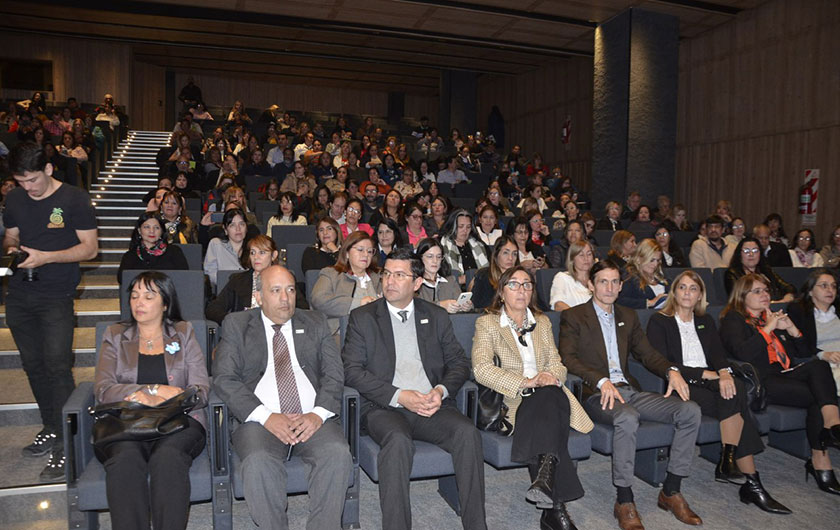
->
<box><xmin>92</xmin><ymin>386</ymin><xmax>200</xmax><ymax>450</ymax></box>
<box><xmin>475</xmin><ymin>354</ymin><xmax>514</xmax><ymax>436</ymax></box>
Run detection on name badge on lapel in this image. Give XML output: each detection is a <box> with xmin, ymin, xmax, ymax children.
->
<box><xmin>420</xmin><ymin>319</ymin><xmax>429</xmax><ymax>324</ymax></box>
<box><xmin>295</xmin><ymin>329</ymin><xmax>304</xmax><ymax>334</ymax></box>
<box><xmin>617</xmin><ymin>322</ymin><xmax>625</xmax><ymax>327</ymax></box>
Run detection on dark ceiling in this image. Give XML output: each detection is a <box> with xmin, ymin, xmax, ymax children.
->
<box><xmin>1</xmin><ymin>0</ymin><xmax>765</xmax><ymax>95</ymax></box>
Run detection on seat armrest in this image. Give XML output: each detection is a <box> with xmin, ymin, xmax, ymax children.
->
<box><xmin>456</xmin><ymin>381</ymin><xmax>478</xmax><ymax>419</ymax></box>
<box><xmin>342</xmin><ymin>386</ymin><xmax>360</xmax><ymax>464</ymax></box>
<box><xmin>207</xmin><ymin>388</ymin><xmax>230</xmax><ymax>478</ymax></box>
<box><xmin>62</xmin><ymin>382</ymin><xmax>95</xmax><ymax>484</ymax></box>
<box><xmin>565</xmin><ymin>374</ymin><xmax>584</xmax><ymax>401</ymax></box>
<box><xmin>628</xmin><ymin>359</ymin><xmax>666</xmax><ymax>393</ymax></box>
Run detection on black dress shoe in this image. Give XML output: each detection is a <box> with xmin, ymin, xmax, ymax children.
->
<box><xmin>739</xmin><ymin>472</ymin><xmax>792</xmax><ymax>514</ymax></box>
<box><xmin>527</xmin><ymin>454</ymin><xmax>557</xmax><ymax>509</ymax></box>
<box><xmin>805</xmin><ymin>458</ymin><xmax>840</xmax><ymax>495</ymax></box>
<box><xmin>818</xmin><ymin>425</ymin><xmax>840</xmax><ymax>450</ymax></box>
<box><xmin>540</xmin><ymin>503</ymin><xmax>578</xmax><ymax>530</ymax></box>
<box><xmin>715</xmin><ymin>443</ymin><xmax>745</xmax><ymax>484</ymax></box>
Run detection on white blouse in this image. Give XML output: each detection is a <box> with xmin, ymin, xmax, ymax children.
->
<box><xmin>549</xmin><ymin>271</ymin><xmax>591</xmax><ymax>309</ymax></box>
<box><xmin>501</xmin><ymin>307</ymin><xmax>538</xmax><ymax>378</ymax></box>
<box><xmin>675</xmin><ymin>315</ymin><xmax>707</xmax><ymax>368</ymax></box>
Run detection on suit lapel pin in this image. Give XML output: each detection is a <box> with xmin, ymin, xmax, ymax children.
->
<box><xmin>420</xmin><ymin>319</ymin><xmax>429</xmax><ymax>324</ymax></box>
<box><xmin>295</xmin><ymin>329</ymin><xmax>305</xmax><ymax>334</ymax></box>
<box><xmin>697</xmin><ymin>324</ymin><xmax>705</xmax><ymax>330</ymax></box>
<box><xmin>617</xmin><ymin>322</ymin><xmax>625</xmax><ymax>327</ymax></box>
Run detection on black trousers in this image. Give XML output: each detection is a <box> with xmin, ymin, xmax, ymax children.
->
<box><xmin>365</xmin><ymin>404</ymin><xmax>487</xmax><ymax>530</ymax></box>
<box><xmin>512</xmin><ymin>386</ymin><xmax>584</xmax><ymax>503</ymax></box>
<box><xmin>765</xmin><ymin>360</ymin><xmax>838</xmax><ymax>450</ymax></box>
<box><xmin>95</xmin><ymin>417</ymin><xmax>206</xmax><ymax>530</ymax></box>
<box><xmin>689</xmin><ymin>378</ymin><xmax>764</xmax><ymax>458</ymax></box>
<box><xmin>5</xmin><ymin>290</ymin><xmax>75</xmax><ymax>436</ymax></box>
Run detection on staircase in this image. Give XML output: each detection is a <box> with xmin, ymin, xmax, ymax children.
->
<box><xmin>0</xmin><ymin>130</ymin><xmax>172</xmax><ymax>527</ymax></box>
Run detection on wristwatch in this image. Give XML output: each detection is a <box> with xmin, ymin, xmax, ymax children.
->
<box><xmin>720</xmin><ymin>367</ymin><xmax>734</xmax><ymax>376</ymax></box>
<box><xmin>667</xmin><ymin>366</ymin><xmax>680</xmax><ymax>379</ymax></box>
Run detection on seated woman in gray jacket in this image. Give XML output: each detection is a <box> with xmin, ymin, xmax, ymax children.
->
<box><xmin>310</xmin><ymin>231</ymin><xmax>381</xmax><ymax>335</ymax></box>
<box><xmin>415</xmin><ymin>237</ymin><xmax>472</xmax><ymax>313</ymax></box>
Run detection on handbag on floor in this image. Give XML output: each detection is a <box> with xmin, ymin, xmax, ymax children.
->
<box><xmin>92</xmin><ymin>386</ymin><xmax>200</xmax><ymax>450</ymax></box>
<box><xmin>730</xmin><ymin>361</ymin><xmax>766</xmax><ymax>412</ymax></box>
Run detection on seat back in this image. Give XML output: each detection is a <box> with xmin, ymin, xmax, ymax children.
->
<box><xmin>120</xmin><ymin>270</ymin><xmax>207</xmax><ymax>321</ymax></box>
<box><xmin>271</xmin><ymin>224</ymin><xmax>316</xmax><ymax>245</ymax></box>
<box><xmin>450</xmin><ymin>313</ymin><xmax>482</xmax><ymax>361</ymax></box>
<box><xmin>179</xmin><ymin>243</ymin><xmax>203</xmax><ymax>270</ymax></box>
<box><xmin>774</xmin><ymin>267</ymin><xmax>811</xmax><ymax>294</ymax></box>
<box><xmin>280</xmin><ymin>242</ymin><xmax>309</xmax><ymax>280</ymax></box>
<box><xmin>535</xmin><ymin>268</ymin><xmax>562</xmax><ymax>311</ymax></box>
<box><xmin>305</xmin><ymin>268</ymin><xmax>322</xmax><ymax>302</ymax></box>
<box><xmin>216</xmin><ymin>269</ymin><xmax>242</xmax><ymax>295</ymax></box>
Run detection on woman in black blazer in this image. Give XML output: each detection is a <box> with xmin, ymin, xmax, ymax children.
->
<box><xmin>786</xmin><ymin>268</ymin><xmax>840</xmax><ymax>370</ymax></box>
<box><xmin>720</xmin><ymin>272</ymin><xmax>840</xmax><ymax>496</ymax></box>
<box><xmin>205</xmin><ymin>235</ymin><xmax>277</xmax><ymax>325</ymax></box>
<box><xmin>647</xmin><ymin>271</ymin><xmax>789</xmax><ymax>513</ymax></box>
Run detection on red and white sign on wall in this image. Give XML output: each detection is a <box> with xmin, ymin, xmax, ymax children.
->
<box><xmin>799</xmin><ymin>169</ymin><xmax>819</xmax><ymax>226</ymax></box>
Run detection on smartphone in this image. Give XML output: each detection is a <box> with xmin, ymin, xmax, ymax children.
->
<box><xmin>457</xmin><ymin>292</ymin><xmax>473</xmax><ymax>305</ymax></box>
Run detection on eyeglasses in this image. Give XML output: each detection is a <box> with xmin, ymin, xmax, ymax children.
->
<box><xmin>732</xmin><ymin>224</ymin><xmax>745</xmax><ymax>230</ymax></box>
<box><xmin>748</xmin><ymin>287</ymin><xmax>770</xmax><ymax>295</ymax></box>
<box><xmin>346</xmin><ymin>207</ymin><xmax>361</xmax><ymax>214</ymax></box>
<box><xmin>656</xmin><ymin>231</ymin><xmax>669</xmax><ymax>237</ymax></box>
<box><xmin>351</xmin><ymin>247</ymin><xmax>374</xmax><ymax>256</ymax></box>
<box><xmin>382</xmin><ymin>270</ymin><xmax>414</xmax><ymax>281</ymax></box>
<box><xmin>798</xmin><ymin>236</ymin><xmax>812</xmax><ymax>241</ymax></box>
<box><xmin>815</xmin><ymin>282</ymin><xmax>838</xmax><ymax>290</ymax></box>
<box><xmin>408</xmin><ymin>213</ymin><xmax>423</xmax><ymax>219</ymax></box>
<box><xmin>742</xmin><ymin>248</ymin><xmax>760</xmax><ymax>255</ymax></box>
<box><xmin>505</xmin><ymin>280</ymin><xmax>534</xmax><ymax>291</ymax></box>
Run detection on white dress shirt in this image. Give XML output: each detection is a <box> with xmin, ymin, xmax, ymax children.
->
<box><xmin>675</xmin><ymin>315</ymin><xmax>707</xmax><ymax>368</ymax></box>
<box><xmin>245</xmin><ymin>311</ymin><xmax>335</xmax><ymax>425</ymax></box>
<box><xmin>501</xmin><ymin>307</ymin><xmax>538</xmax><ymax>378</ymax></box>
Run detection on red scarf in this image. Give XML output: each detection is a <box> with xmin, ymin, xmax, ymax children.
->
<box><xmin>751</xmin><ymin>312</ymin><xmax>790</xmax><ymax>369</ymax></box>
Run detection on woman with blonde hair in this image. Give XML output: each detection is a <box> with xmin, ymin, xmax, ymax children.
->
<box><xmin>646</xmin><ymin>271</ymin><xmax>790</xmax><ymax>513</ymax></box>
<box><xmin>617</xmin><ymin>238</ymin><xmax>669</xmax><ymax>309</ymax></box>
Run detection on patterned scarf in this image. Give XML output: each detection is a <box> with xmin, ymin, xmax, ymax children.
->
<box><xmin>752</xmin><ymin>312</ymin><xmax>790</xmax><ymax>369</ymax></box>
<box><xmin>138</xmin><ymin>239</ymin><xmax>168</xmax><ymax>261</ymax></box>
<box><xmin>794</xmin><ymin>247</ymin><xmax>815</xmax><ymax>267</ymax></box>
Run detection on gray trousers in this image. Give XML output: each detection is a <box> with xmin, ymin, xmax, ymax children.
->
<box><xmin>584</xmin><ymin>386</ymin><xmax>701</xmax><ymax>488</ymax></box>
<box><xmin>233</xmin><ymin>420</ymin><xmax>352</xmax><ymax>530</ymax></box>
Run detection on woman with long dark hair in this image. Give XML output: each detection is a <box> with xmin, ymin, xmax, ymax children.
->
<box><xmin>724</xmin><ymin>237</ymin><xmax>795</xmax><ymax>303</ymax></box>
<box><xmin>118</xmin><ymin>213</ymin><xmax>188</xmax><ymax>283</ymax></box>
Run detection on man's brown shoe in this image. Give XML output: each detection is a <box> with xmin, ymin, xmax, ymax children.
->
<box><xmin>657</xmin><ymin>491</ymin><xmax>702</xmax><ymax>525</ymax></box>
<box><xmin>613</xmin><ymin>502</ymin><xmax>644</xmax><ymax>530</ymax></box>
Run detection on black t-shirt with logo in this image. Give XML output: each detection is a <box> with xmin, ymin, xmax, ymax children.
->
<box><xmin>3</xmin><ymin>183</ymin><xmax>97</xmax><ymax>297</ymax></box>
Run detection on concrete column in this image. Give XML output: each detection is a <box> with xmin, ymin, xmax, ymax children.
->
<box><xmin>591</xmin><ymin>8</ymin><xmax>679</xmax><ymax>211</ymax></box>
<box><xmin>439</xmin><ymin>70</ymin><xmax>477</xmax><ymax>136</ymax></box>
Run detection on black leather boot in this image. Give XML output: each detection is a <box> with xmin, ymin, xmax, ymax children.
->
<box><xmin>540</xmin><ymin>503</ymin><xmax>578</xmax><ymax>530</ymax></box>
<box><xmin>527</xmin><ymin>454</ymin><xmax>557</xmax><ymax>509</ymax></box>
<box><xmin>715</xmin><ymin>444</ymin><xmax>745</xmax><ymax>484</ymax></box>
<box><xmin>739</xmin><ymin>472</ymin><xmax>792</xmax><ymax>514</ymax></box>
<box><xmin>805</xmin><ymin>458</ymin><xmax>840</xmax><ymax>495</ymax></box>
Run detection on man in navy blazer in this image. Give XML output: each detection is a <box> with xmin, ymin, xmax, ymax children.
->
<box><xmin>342</xmin><ymin>246</ymin><xmax>487</xmax><ymax>530</ymax></box>
<box><xmin>212</xmin><ymin>265</ymin><xmax>352</xmax><ymax>530</ymax></box>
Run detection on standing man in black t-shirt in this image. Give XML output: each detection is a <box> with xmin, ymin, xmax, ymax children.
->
<box><xmin>3</xmin><ymin>142</ymin><xmax>98</xmax><ymax>482</ymax></box>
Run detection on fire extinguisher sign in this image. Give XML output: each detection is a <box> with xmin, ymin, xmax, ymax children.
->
<box><xmin>800</xmin><ymin>169</ymin><xmax>819</xmax><ymax>226</ymax></box>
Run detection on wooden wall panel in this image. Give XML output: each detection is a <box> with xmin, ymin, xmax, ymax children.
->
<box><xmin>675</xmin><ymin>0</ymin><xmax>840</xmax><ymax>239</ymax></box>
<box><xmin>131</xmin><ymin>60</ymin><xmax>165</xmax><ymax>131</ymax></box>
<box><xmin>171</xmin><ymin>72</ymin><xmax>438</xmax><ymax>120</ymax></box>
<box><xmin>475</xmin><ymin>57</ymin><xmax>594</xmax><ymax>190</ymax></box>
<box><xmin>0</xmin><ymin>31</ymin><xmax>131</xmax><ymax>109</ymax></box>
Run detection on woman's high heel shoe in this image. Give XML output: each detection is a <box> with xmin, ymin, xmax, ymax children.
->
<box><xmin>805</xmin><ymin>458</ymin><xmax>840</xmax><ymax>496</ymax></box>
<box><xmin>818</xmin><ymin>425</ymin><xmax>840</xmax><ymax>450</ymax></box>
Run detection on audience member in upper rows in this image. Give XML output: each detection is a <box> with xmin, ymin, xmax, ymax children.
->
<box><xmin>415</xmin><ymin>238</ymin><xmax>472</xmax><ymax>313</ymax></box>
<box><xmin>440</xmin><ymin>209</ymin><xmax>490</xmax><ymax>284</ymax></box>
<box><xmin>118</xmin><ymin>213</ymin><xmax>188</xmax><ymax>283</ymax></box>
<box><xmin>310</xmin><ymin>231</ymin><xmax>381</xmax><ymax>336</ymax></box>
<box><xmin>724</xmin><ymin>237</ymin><xmax>795</xmax><ymax>303</ymax></box>
<box><xmin>820</xmin><ymin>225</ymin><xmax>840</xmax><ymax>267</ymax></box>
<box><xmin>720</xmin><ymin>273</ymin><xmax>840</xmax><ymax>496</ymax></box>
<box><xmin>789</xmin><ymin>228</ymin><xmax>824</xmax><ymax>268</ymax></box>
<box><xmin>617</xmin><ymin>238</ymin><xmax>670</xmax><ymax>310</ymax></box>
<box><xmin>723</xmin><ymin>217</ymin><xmax>746</xmax><ymax>247</ymax></box>
<box><xmin>266</xmin><ymin>192</ymin><xmax>307</xmax><ymax>231</ymax></box>
<box><xmin>475</xmin><ymin>205</ymin><xmax>503</xmax><ymax>249</ymax></box>
<box><xmin>369</xmin><ymin>189</ymin><xmax>402</xmax><ymax>229</ymax></box>
<box><xmin>158</xmin><ymin>190</ymin><xmax>198</xmax><ymax>245</ymax></box>
<box><xmin>206</xmin><ymin>235</ymin><xmax>278</xmax><ymax>325</ymax></box>
<box><xmin>689</xmin><ymin>215</ymin><xmax>734</xmax><ymax>269</ymax></box>
<box><xmin>203</xmin><ymin>208</ymin><xmax>248</xmax><ymax>288</ymax></box>
<box><xmin>373</xmin><ymin>218</ymin><xmax>402</xmax><ymax>267</ymax></box>
<box><xmin>653</xmin><ymin>225</ymin><xmax>687</xmax><ymax>268</ymax></box>
<box><xmin>302</xmin><ymin>217</ymin><xmax>342</xmax><ymax>274</ymax></box>
<box><xmin>506</xmin><ymin>216</ymin><xmax>546</xmax><ymax>275</ymax></box>
<box><xmin>606</xmin><ymin>230</ymin><xmax>636</xmax><ymax>272</ymax></box>
<box><xmin>550</xmin><ymin>240</ymin><xmax>595</xmax><ymax>312</ymax></box>
<box><xmin>596</xmin><ymin>201</ymin><xmax>622</xmax><ymax>232</ymax></box>
<box><xmin>402</xmin><ymin>201</ymin><xmax>428</xmax><ymax>248</ymax></box>
<box><xmin>470</xmin><ymin>236</ymin><xmax>519</xmax><ymax>310</ymax></box>
<box><xmin>753</xmin><ymin>224</ymin><xmax>792</xmax><ymax>268</ymax></box>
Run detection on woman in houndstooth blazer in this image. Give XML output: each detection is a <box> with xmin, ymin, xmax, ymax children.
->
<box><xmin>472</xmin><ymin>265</ymin><xmax>592</xmax><ymax>530</ymax></box>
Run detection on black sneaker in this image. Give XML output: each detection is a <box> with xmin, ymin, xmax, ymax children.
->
<box><xmin>22</xmin><ymin>429</ymin><xmax>56</xmax><ymax>458</ymax></box>
<box><xmin>39</xmin><ymin>448</ymin><xmax>65</xmax><ymax>483</ymax></box>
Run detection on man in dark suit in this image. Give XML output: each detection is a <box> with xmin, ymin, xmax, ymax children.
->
<box><xmin>753</xmin><ymin>224</ymin><xmax>793</xmax><ymax>267</ymax></box>
<box><xmin>212</xmin><ymin>265</ymin><xmax>352</xmax><ymax>529</ymax></box>
<box><xmin>342</xmin><ymin>246</ymin><xmax>487</xmax><ymax>530</ymax></box>
<box><xmin>559</xmin><ymin>261</ymin><xmax>702</xmax><ymax>530</ymax></box>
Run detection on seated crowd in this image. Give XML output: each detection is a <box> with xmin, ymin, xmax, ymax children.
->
<box><xmin>6</xmin><ymin>97</ymin><xmax>839</xmax><ymax>530</ymax></box>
